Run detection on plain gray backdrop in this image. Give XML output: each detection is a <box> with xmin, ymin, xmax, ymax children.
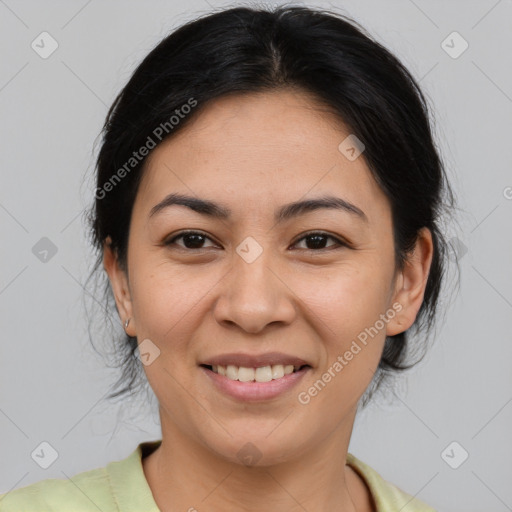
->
<box><xmin>1</xmin><ymin>1</ymin><xmax>511</xmax><ymax>511</ymax></box>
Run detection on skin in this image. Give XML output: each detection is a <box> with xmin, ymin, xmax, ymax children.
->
<box><xmin>103</xmin><ymin>88</ymin><xmax>433</xmax><ymax>512</ymax></box>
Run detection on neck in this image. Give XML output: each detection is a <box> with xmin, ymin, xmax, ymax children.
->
<box><xmin>142</xmin><ymin>408</ymin><xmax>366</xmax><ymax>512</ymax></box>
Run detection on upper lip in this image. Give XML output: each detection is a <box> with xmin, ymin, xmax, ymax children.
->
<box><xmin>200</xmin><ymin>352</ymin><xmax>311</xmax><ymax>368</ymax></box>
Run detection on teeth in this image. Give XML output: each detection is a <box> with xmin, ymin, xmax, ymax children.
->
<box><xmin>238</xmin><ymin>367</ymin><xmax>255</xmax><ymax>382</ymax></box>
<box><xmin>210</xmin><ymin>364</ymin><xmax>304</xmax><ymax>382</ymax></box>
<box><xmin>226</xmin><ymin>365</ymin><xmax>238</xmax><ymax>380</ymax></box>
<box><xmin>255</xmin><ymin>366</ymin><xmax>273</xmax><ymax>382</ymax></box>
<box><xmin>271</xmin><ymin>365</ymin><xmax>284</xmax><ymax>379</ymax></box>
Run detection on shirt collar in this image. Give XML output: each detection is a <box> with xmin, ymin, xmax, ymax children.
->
<box><xmin>107</xmin><ymin>440</ymin><xmax>162</xmax><ymax>512</ymax></box>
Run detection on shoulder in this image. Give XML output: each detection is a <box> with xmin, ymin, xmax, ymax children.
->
<box><xmin>346</xmin><ymin>452</ymin><xmax>437</xmax><ymax>512</ymax></box>
<box><xmin>0</xmin><ymin>442</ymin><xmax>160</xmax><ymax>512</ymax></box>
<box><xmin>0</xmin><ymin>465</ymin><xmax>116</xmax><ymax>511</ymax></box>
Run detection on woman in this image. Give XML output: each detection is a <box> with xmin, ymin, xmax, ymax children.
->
<box><xmin>0</xmin><ymin>5</ymin><xmax>457</xmax><ymax>511</ymax></box>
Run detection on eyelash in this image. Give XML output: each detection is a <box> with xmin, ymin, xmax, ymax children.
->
<box><xmin>164</xmin><ymin>230</ymin><xmax>348</xmax><ymax>252</ymax></box>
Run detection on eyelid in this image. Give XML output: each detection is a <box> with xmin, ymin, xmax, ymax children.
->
<box><xmin>165</xmin><ymin>229</ymin><xmax>348</xmax><ymax>251</ymax></box>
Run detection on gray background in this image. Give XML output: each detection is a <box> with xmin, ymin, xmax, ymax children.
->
<box><xmin>1</xmin><ymin>1</ymin><xmax>511</xmax><ymax>511</ymax></box>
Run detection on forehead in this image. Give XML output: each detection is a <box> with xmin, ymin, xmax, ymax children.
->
<box><xmin>151</xmin><ymin>89</ymin><xmax>351</xmax><ymax>162</ymax></box>
<box><xmin>136</xmin><ymin>89</ymin><xmax>389</xmax><ymax>224</ymax></box>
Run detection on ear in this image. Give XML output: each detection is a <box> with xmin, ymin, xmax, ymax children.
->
<box><xmin>386</xmin><ymin>227</ymin><xmax>434</xmax><ymax>336</ymax></box>
<box><xmin>102</xmin><ymin>236</ymin><xmax>136</xmax><ymax>337</ymax></box>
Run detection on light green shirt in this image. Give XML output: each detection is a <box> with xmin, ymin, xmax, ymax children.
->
<box><xmin>0</xmin><ymin>440</ymin><xmax>435</xmax><ymax>511</ymax></box>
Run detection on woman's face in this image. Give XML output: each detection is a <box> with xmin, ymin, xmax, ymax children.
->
<box><xmin>105</xmin><ymin>89</ymin><xmax>432</xmax><ymax>465</ymax></box>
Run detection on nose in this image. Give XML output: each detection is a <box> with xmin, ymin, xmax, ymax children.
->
<box><xmin>213</xmin><ymin>248</ymin><xmax>297</xmax><ymax>334</ymax></box>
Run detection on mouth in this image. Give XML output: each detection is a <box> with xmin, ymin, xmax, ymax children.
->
<box><xmin>199</xmin><ymin>363</ymin><xmax>311</xmax><ymax>383</ymax></box>
<box><xmin>198</xmin><ymin>352</ymin><xmax>312</xmax><ymax>401</ymax></box>
<box><xmin>199</xmin><ymin>359</ymin><xmax>312</xmax><ymax>402</ymax></box>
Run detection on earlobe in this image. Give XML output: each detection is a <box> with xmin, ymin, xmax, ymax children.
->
<box><xmin>102</xmin><ymin>237</ymin><xmax>136</xmax><ymax>336</ymax></box>
<box><xmin>386</xmin><ymin>227</ymin><xmax>434</xmax><ymax>337</ymax></box>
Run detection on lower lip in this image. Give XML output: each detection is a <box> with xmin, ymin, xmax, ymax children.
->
<box><xmin>200</xmin><ymin>366</ymin><xmax>310</xmax><ymax>402</ymax></box>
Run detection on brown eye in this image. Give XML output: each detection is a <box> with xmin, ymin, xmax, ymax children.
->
<box><xmin>165</xmin><ymin>231</ymin><xmax>217</xmax><ymax>250</ymax></box>
<box><xmin>164</xmin><ymin>230</ymin><xmax>347</xmax><ymax>252</ymax></box>
<box><xmin>292</xmin><ymin>232</ymin><xmax>346</xmax><ymax>250</ymax></box>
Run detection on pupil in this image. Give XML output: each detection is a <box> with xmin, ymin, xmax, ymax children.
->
<box><xmin>184</xmin><ymin>234</ymin><xmax>204</xmax><ymax>248</ymax></box>
<box><xmin>307</xmin><ymin>235</ymin><xmax>326</xmax><ymax>249</ymax></box>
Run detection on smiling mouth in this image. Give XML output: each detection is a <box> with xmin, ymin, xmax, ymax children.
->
<box><xmin>200</xmin><ymin>364</ymin><xmax>310</xmax><ymax>383</ymax></box>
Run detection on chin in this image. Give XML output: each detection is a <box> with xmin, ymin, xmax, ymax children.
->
<box><xmin>201</xmin><ymin>429</ymin><xmax>309</xmax><ymax>468</ymax></box>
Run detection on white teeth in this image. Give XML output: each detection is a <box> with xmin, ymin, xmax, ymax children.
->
<box><xmin>271</xmin><ymin>365</ymin><xmax>284</xmax><ymax>379</ymax></box>
<box><xmin>210</xmin><ymin>364</ymin><xmax>305</xmax><ymax>382</ymax></box>
<box><xmin>226</xmin><ymin>365</ymin><xmax>238</xmax><ymax>380</ymax></box>
<box><xmin>238</xmin><ymin>367</ymin><xmax>255</xmax><ymax>382</ymax></box>
<box><xmin>255</xmin><ymin>366</ymin><xmax>273</xmax><ymax>382</ymax></box>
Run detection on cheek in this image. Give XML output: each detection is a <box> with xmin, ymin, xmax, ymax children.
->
<box><xmin>294</xmin><ymin>262</ymin><xmax>391</xmax><ymax>394</ymax></box>
<box><xmin>297</xmin><ymin>260</ymin><xmax>392</xmax><ymax>339</ymax></box>
<box><xmin>128</xmin><ymin>257</ymin><xmax>219</xmax><ymax>346</ymax></box>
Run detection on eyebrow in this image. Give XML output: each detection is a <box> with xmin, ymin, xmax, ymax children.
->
<box><xmin>149</xmin><ymin>192</ymin><xmax>368</xmax><ymax>224</ymax></box>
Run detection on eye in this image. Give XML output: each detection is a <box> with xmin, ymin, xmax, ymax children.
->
<box><xmin>165</xmin><ymin>230</ymin><xmax>218</xmax><ymax>250</ymax></box>
<box><xmin>164</xmin><ymin>230</ymin><xmax>347</xmax><ymax>252</ymax></box>
<box><xmin>291</xmin><ymin>231</ymin><xmax>346</xmax><ymax>251</ymax></box>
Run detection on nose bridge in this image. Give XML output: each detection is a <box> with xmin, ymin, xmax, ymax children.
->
<box><xmin>234</xmin><ymin>240</ymin><xmax>273</xmax><ymax>294</ymax></box>
<box><xmin>232</xmin><ymin>238</ymin><xmax>277</xmax><ymax>307</ymax></box>
<box><xmin>213</xmin><ymin>237</ymin><xmax>295</xmax><ymax>332</ymax></box>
